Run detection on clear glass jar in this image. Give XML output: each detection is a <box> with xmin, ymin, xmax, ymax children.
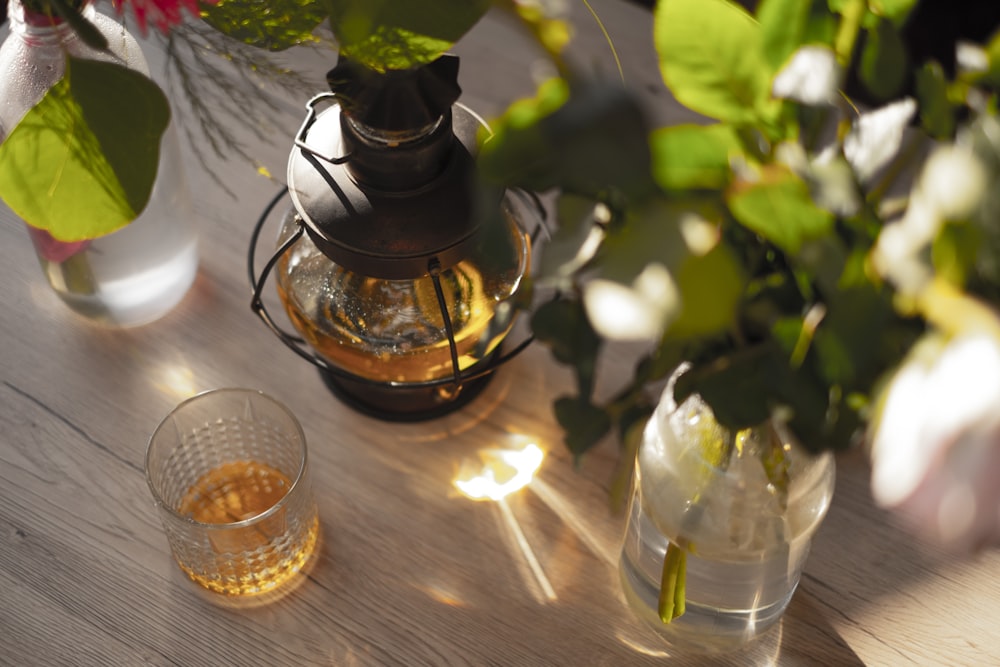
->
<box><xmin>0</xmin><ymin>0</ymin><xmax>198</xmax><ymax>326</ymax></box>
<box><xmin>619</xmin><ymin>368</ymin><xmax>836</xmax><ymax>653</ymax></box>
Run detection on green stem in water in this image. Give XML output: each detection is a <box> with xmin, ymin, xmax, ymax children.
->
<box><xmin>658</xmin><ymin>541</ymin><xmax>687</xmax><ymax>623</ymax></box>
<box><xmin>655</xmin><ymin>428</ymin><xmax>741</xmax><ymax>624</ymax></box>
<box><xmin>54</xmin><ymin>250</ymin><xmax>99</xmax><ymax>296</ymax></box>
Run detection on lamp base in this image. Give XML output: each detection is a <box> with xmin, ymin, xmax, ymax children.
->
<box><xmin>317</xmin><ymin>360</ymin><xmax>498</xmax><ymax>422</ymax></box>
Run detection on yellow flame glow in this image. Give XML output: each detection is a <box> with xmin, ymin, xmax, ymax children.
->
<box><xmin>453</xmin><ymin>443</ymin><xmax>544</xmax><ymax>501</ymax></box>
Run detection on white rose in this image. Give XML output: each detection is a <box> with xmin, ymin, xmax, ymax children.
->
<box><xmin>870</xmin><ymin>334</ymin><xmax>1000</xmax><ymax>552</ymax></box>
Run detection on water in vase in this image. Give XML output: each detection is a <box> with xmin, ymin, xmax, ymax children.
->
<box><xmin>28</xmin><ymin>128</ymin><xmax>198</xmax><ymax>327</ymax></box>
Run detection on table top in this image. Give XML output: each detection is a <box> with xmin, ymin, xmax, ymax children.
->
<box><xmin>2</xmin><ymin>2</ymin><xmax>999</xmax><ymax>665</ymax></box>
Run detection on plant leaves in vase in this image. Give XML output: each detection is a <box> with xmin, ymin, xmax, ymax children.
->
<box><xmin>0</xmin><ymin>56</ymin><xmax>170</xmax><ymax>241</ymax></box>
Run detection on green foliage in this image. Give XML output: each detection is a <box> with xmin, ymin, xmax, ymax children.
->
<box><xmin>480</xmin><ymin>81</ymin><xmax>653</xmax><ymax>200</ymax></box>
<box><xmin>203</xmin><ymin>0</ymin><xmax>490</xmax><ymax>61</ymax></box>
<box><xmin>475</xmin><ymin>0</ymin><xmax>987</xmax><ymax>462</ymax></box>
<box><xmin>654</xmin><ymin>0</ymin><xmax>779</xmax><ymax>127</ymax></box>
<box><xmin>915</xmin><ymin>62</ymin><xmax>955</xmax><ymax>138</ymax></box>
<box><xmin>984</xmin><ymin>32</ymin><xmax>1000</xmax><ymax>88</ymax></box>
<box><xmin>326</xmin><ymin>0</ymin><xmax>490</xmax><ymax>70</ymax></box>
<box><xmin>531</xmin><ymin>298</ymin><xmax>602</xmax><ymax>398</ymax></box>
<box><xmin>726</xmin><ymin>168</ymin><xmax>835</xmax><ymax>255</ymax></box>
<box><xmin>649</xmin><ymin>124</ymin><xmax>742</xmax><ymax>191</ymax></box>
<box><xmin>859</xmin><ymin>18</ymin><xmax>907</xmax><ymax>100</ymax></box>
<box><xmin>866</xmin><ymin>0</ymin><xmax>918</xmax><ymax>23</ymax></box>
<box><xmin>533</xmin><ymin>298</ymin><xmax>611</xmax><ymax>458</ymax></box>
<box><xmin>554</xmin><ymin>396</ymin><xmax>612</xmax><ymax>460</ymax></box>
<box><xmin>201</xmin><ymin>0</ymin><xmax>326</xmax><ymax>51</ymax></box>
<box><xmin>0</xmin><ymin>57</ymin><xmax>169</xmax><ymax>241</ymax></box>
<box><xmin>933</xmin><ymin>222</ymin><xmax>982</xmax><ymax>289</ymax></box>
<box><xmin>669</xmin><ymin>243</ymin><xmax>745</xmax><ymax>339</ymax></box>
<box><xmin>758</xmin><ymin>0</ymin><xmax>831</xmax><ymax>69</ymax></box>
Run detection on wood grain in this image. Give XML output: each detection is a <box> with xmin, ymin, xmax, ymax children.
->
<box><xmin>2</xmin><ymin>2</ymin><xmax>999</xmax><ymax>665</ymax></box>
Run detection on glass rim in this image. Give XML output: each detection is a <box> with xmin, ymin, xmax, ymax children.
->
<box><xmin>145</xmin><ymin>387</ymin><xmax>309</xmax><ymax>530</ymax></box>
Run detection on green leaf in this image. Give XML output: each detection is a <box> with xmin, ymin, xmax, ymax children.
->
<box><xmin>531</xmin><ymin>298</ymin><xmax>602</xmax><ymax>397</ymax></box>
<box><xmin>673</xmin><ymin>345</ymin><xmax>783</xmax><ymax>428</ymax></box>
<box><xmin>654</xmin><ymin>0</ymin><xmax>777</xmax><ymax>124</ymax></box>
<box><xmin>668</xmin><ymin>243</ymin><xmax>744</xmax><ymax>338</ymax></box>
<box><xmin>859</xmin><ymin>19</ymin><xmax>908</xmax><ymax>100</ymax></box>
<box><xmin>480</xmin><ymin>82</ymin><xmax>653</xmax><ymax>200</ymax></box>
<box><xmin>984</xmin><ymin>31</ymin><xmax>1000</xmax><ymax>87</ymax></box>
<box><xmin>673</xmin><ymin>343</ymin><xmax>841</xmax><ymax>449</ymax></box>
<box><xmin>757</xmin><ymin>0</ymin><xmax>817</xmax><ymax>69</ymax></box>
<box><xmin>0</xmin><ymin>57</ymin><xmax>169</xmax><ymax>241</ymax></box>
<box><xmin>592</xmin><ymin>197</ymin><xmax>694</xmax><ymax>285</ymax></box>
<box><xmin>813</xmin><ymin>288</ymin><xmax>896</xmax><ymax>387</ymax></box>
<box><xmin>726</xmin><ymin>169</ymin><xmax>834</xmax><ymax>254</ymax></box>
<box><xmin>50</xmin><ymin>0</ymin><xmax>108</xmax><ymax>51</ymax></box>
<box><xmin>327</xmin><ymin>0</ymin><xmax>490</xmax><ymax>70</ymax></box>
<box><xmin>868</xmin><ymin>0</ymin><xmax>918</xmax><ymax>24</ymax></box>
<box><xmin>649</xmin><ymin>123</ymin><xmax>742</xmax><ymax>191</ymax></box>
<box><xmin>915</xmin><ymin>62</ymin><xmax>955</xmax><ymax>138</ymax></box>
<box><xmin>553</xmin><ymin>396</ymin><xmax>612</xmax><ymax>459</ymax></box>
<box><xmin>202</xmin><ymin>0</ymin><xmax>326</xmax><ymax>51</ymax></box>
<box><xmin>532</xmin><ymin>298</ymin><xmax>602</xmax><ymax>365</ymax></box>
<box><xmin>741</xmin><ymin>272</ymin><xmax>807</xmax><ymax>339</ymax></box>
<box><xmin>932</xmin><ymin>221</ymin><xmax>982</xmax><ymax>289</ymax></box>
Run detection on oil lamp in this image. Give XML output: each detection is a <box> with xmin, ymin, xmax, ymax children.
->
<box><xmin>249</xmin><ymin>54</ymin><xmax>541</xmax><ymax>420</ymax></box>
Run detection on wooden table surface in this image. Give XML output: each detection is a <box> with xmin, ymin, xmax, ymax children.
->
<box><xmin>2</xmin><ymin>2</ymin><xmax>999</xmax><ymax>665</ymax></box>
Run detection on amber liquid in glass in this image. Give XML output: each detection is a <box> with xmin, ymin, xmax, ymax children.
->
<box><xmin>275</xmin><ymin>205</ymin><xmax>531</xmax><ymax>384</ymax></box>
<box><xmin>177</xmin><ymin>460</ymin><xmax>318</xmax><ymax>596</ymax></box>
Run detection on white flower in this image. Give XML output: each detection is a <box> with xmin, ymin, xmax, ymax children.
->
<box><xmin>871</xmin><ymin>219</ymin><xmax>933</xmax><ymax>295</ymax></box>
<box><xmin>842</xmin><ymin>98</ymin><xmax>917</xmax><ymax>183</ymax></box>
<box><xmin>772</xmin><ymin>46</ymin><xmax>841</xmax><ymax>106</ymax></box>
<box><xmin>870</xmin><ymin>334</ymin><xmax>1000</xmax><ymax>551</ymax></box>
<box><xmin>918</xmin><ymin>144</ymin><xmax>987</xmax><ymax>221</ymax></box>
<box><xmin>583</xmin><ymin>263</ymin><xmax>679</xmax><ymax>342</ymax></box>
<box><xmin>871</xmin><ymin>143</ymin><xmax>988</xmax><ymax>294</ymax></box>
<box><xmin>956</xmin><ymin>41</ymin><xmax>990</xmax><ymax>76</ymax></box>
<box><xmin>678</xmin><ymin>213</ymin><xmax>719</xmax><ymax>256</ymax></box>
<box><xmin>777</xmin><ymin>142</ymin><xmax>860</xmax><ymax>217</ymax></box>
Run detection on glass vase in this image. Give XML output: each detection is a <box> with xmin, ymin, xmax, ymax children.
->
<box><xmin>618</xmin><ymin>368</ymin><xmax>835</xmax><ymax>654</ymax></box>
<box><xmin>0</xmin><ymin>0</ymin><xmax>198</xmax><ymax>327</ymax></box>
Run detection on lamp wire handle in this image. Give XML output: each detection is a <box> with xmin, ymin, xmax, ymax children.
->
<box><xmin>294</xmin><ymin>93</ymin><xmax>352</xmax><ymax>165</ymax></box>
<box><xmin>428</xmin><ymin>259</ymin><xmax>463</xmax><ymax>389</ymax></box>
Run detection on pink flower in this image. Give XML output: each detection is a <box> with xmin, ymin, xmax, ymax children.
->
<box><xmin>870</xmin><ymin>334</ymin><xmax>1000</xmax><ymax>552</ymax></box>
<box><xmin>26</xmin><ymin>226</ymin><xmax>90</xmax><ymax>263</ymax></box>
<box><xmin>112</xmin><ymin>0</ymin><xmax>209</xmax><ymax>35</ymax></box>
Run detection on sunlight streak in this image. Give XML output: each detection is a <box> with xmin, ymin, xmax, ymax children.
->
<box><xmin>529</xmin><ymin>477</ymin><xmax>618</xmax><ymax>568</ymax></box>
<box><xmin>453</xmin><ymin>441</ymin><xmax>555</xmax><ymax>602</ymax></box>
<box><xmin>498</xmin><ymin>497</ymin><xmax>558</xmax><ymax>602</ymax></box>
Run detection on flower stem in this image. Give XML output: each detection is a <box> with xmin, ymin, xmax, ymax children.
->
<box><xmin>833</xmin><ymin>0</ymin><xmax>865</xmax><ymax>69</ymax></box>
<box><xmin>655</xmin><ymin>428</ymin><xmax>737</xmax><ymax>625</ymax></box>
<box><xmin>658</xmin><ymin>540</ymin><xmax>688</xmax><ymax>623</ymax></box>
